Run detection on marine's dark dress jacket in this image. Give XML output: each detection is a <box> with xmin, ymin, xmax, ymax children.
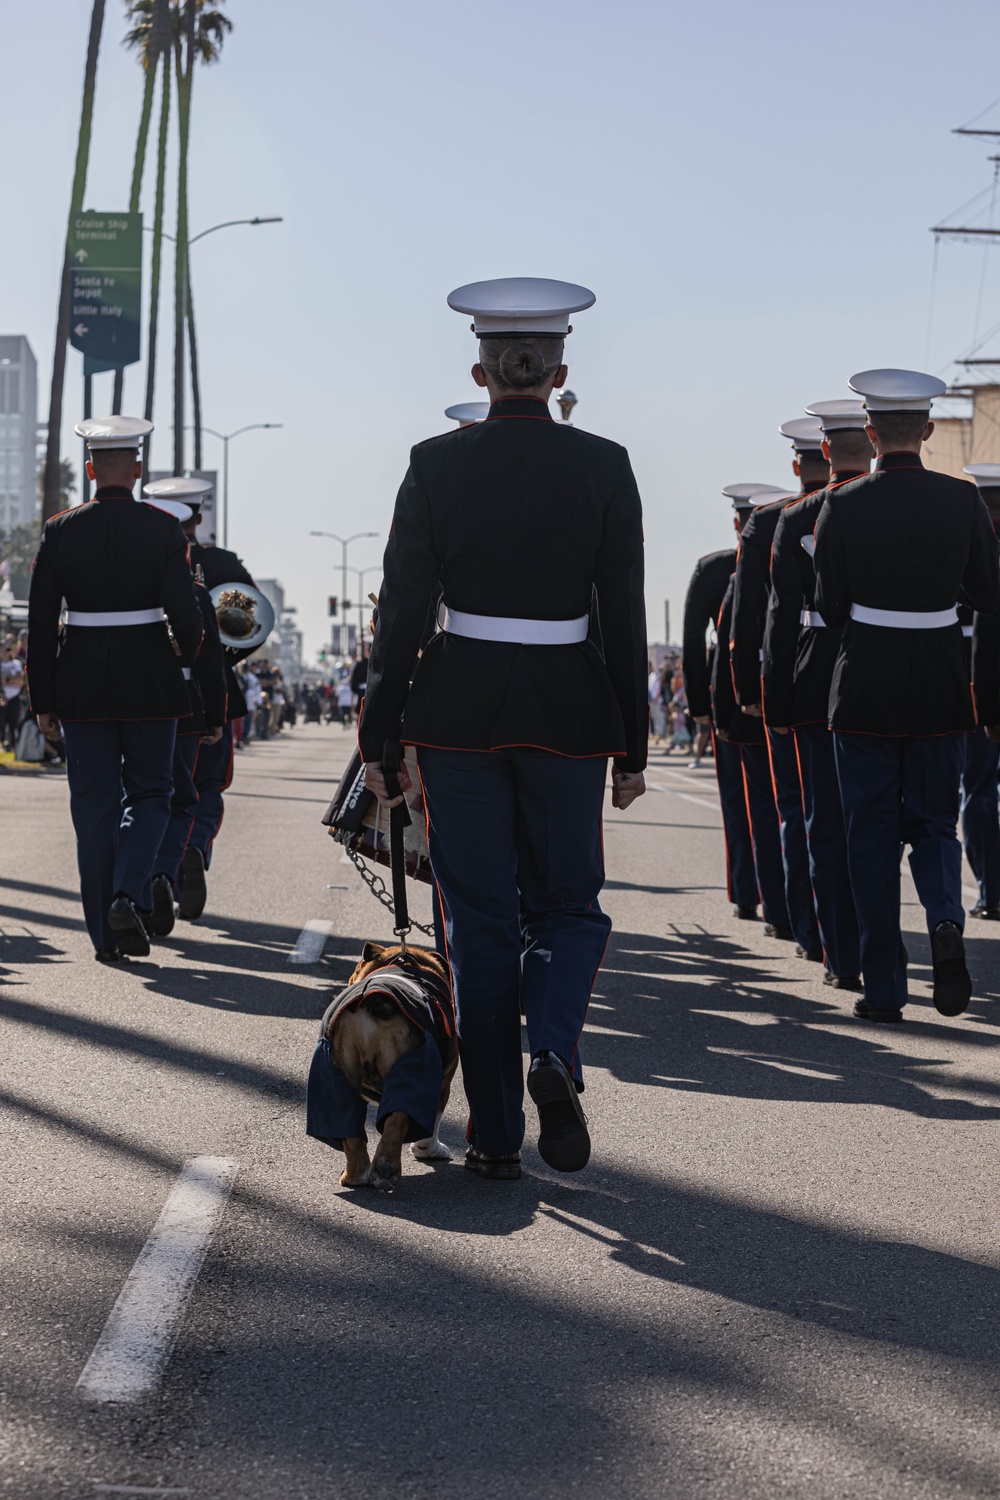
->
<box><xmin>189</xmin><ymin>541</ymin><xmax>256</xmax><ymax>722</ymax></box>
<box><xmin>682</xmin><ymin>547</ymin><xmax>735</xmax><ymax>722</ymax></box>
<box><xmin>711</xmin><ymin>575</ymin><xmax>765</xmax><ymax>745</ymax></box>
<box><xmin>970</xmin><ymin>518</ymin><xmax>1000</xmax><ymax>725</ymax></box>
<box><xmin>730</xmin><ymin>481</ymin><xmax>827</xmax><ymax>710</ymax></box>
<box><xmin>27</xmin><ymin>487</ymin><xmax>203</xmax><ymax>721</ymax></box>
<box><xmin>178</xmin><ymin>584</ymin><xmax>227</xmax><ymax>736</ymax></box>
<box><xmin>814</xmin><ymin>452</ymin><xmax>1000</xmax><ymax>736</ymax></box>
<box><xmin>761</xmin><ymin>472</ymin><xmax>867</xmax><ymax>728</ymax></box>
<box><xmin>359</xmin><ymin>397</ymin><xmax>648</xmax><ymax>772</ymax></box>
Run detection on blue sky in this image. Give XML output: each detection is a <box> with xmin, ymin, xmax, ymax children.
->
<box><xmin>5</xmin><ymin>0</ymin><xmax>1000</xmax><ymax>654</ymax></box>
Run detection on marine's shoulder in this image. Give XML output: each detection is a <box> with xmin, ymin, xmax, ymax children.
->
<box><xmin>412</xmin><ymin>419</ymin><xmax>626</xmax><ymax>461</ymax></box>
<box><xmin>695</xmin><ymin>547</ymin><xmax>737</xmax><ymax>576</ymax></box>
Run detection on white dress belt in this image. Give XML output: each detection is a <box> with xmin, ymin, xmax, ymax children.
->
<box><xmin>962</xmin><ymin>625</ymin><xmax>974</xmax><ymax>638</ymax></box>
<box><xmin>66</xmin><ymin>607</ymin><xmax>166</xmax><ymax>627</ymax></box>
<box><xmin>181</xmin><ymin>666</ymin><xmax>192</xmax><ymax>680</ymax></box>
<box><xmin>442</xmin><ymin>606</ymin><xmax>588</xmax><ymax>645</ymax></box>
<box><xmin>850</xmin><ymin>604</ymin><xmax>959</xmax><ymax>630</ymax></box>
<box><xmin>800</xmin><ymin>610</ymin><xmax>826</xmax><ymax>628</ymax></box>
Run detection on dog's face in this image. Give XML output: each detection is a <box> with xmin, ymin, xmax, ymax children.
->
<box><xmin>350</xmin><ymin>940</ymin><xmax>450</xmax><ymax>988</ymax></box>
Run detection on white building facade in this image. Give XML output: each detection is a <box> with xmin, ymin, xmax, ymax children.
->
<box><xmin>0</xmin><ymin>336</ymin><xmax>38</xmax><ymax>531</ymax></box>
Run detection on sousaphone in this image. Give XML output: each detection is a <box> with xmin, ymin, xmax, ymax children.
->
<box><xmin>210</xmin><ymin>582</ymin><xmax>276</xmax><ymax>651</ymax></box>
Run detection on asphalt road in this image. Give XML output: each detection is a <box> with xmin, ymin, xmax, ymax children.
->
<box><xmin>3</xmin><ymin>722</ymin><xmax>1000</xmax><ymax>1499</ymax></box>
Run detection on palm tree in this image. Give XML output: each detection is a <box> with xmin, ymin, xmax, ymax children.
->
<box><xmin>42</xmin><ymin>0</ymin><xmax>107</xmax><ymax>524</ymax></box>
<box><xmin>172</xmin><ymin>0</ymin><xmax>232</xmax><ymax>473</ymax></box>
<box><xmin>113</xmin><ymin>0</ymin><xmax>173</xmax><ymax>417</ymax></box>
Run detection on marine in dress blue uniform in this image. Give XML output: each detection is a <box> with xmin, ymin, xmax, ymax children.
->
<box><xmin>26</xmin><ymin>418</ymin><xmax>204</xmax><ymax>960</ymax></box>
<box><xmin>359</xmin><ymin>277</ymin><xmax>648</xmax><ymax>1177</ymax></box>
<box><xmin>174</xmin><ymin>488</ymin><xmax>260</xmax><ymax>920</ymax></box>
<box><xmin>814</xmin><ymin>369</ymin><xmax>1000</xmax><ymax>1022</ymax></box>
<box><xmin>683</xmin><ymin>486</ymin><xmax>781</xmax><ymax>921</ymax></box>
<box><xmin>761</xmin><ymin>399</ymin><xmax>872</xmax><ymax>991</ymax></box>
<box><xmin>137</xmin><ymin>480</ymin><xmax>229</xmax><ymax>939</ymax></box>
<box><xmin>961</xmin><ymin>465</ymin><xmax>1000</xmax><ymax>920</ymax></box>
<box><xmin>732</xmin><ymin>419</ymin><xmax>829</xmax><ymax>962</ymax></box>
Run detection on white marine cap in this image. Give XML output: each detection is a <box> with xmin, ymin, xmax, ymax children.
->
<box><xmin>444</xmin><ymin>402</ymin><xmax>490</xmax><ymax>427</ymax></box>
<box><xmin>804</xmin><ymin>399</ymin><xmax>869</xmax><ymax>433</ymax></box>
<box><xmin>848</xmin><ymin>368</ymin><xmax>947</xmax><ymax>412</ymax></box>
<box><xmin>140</xmin><ymin>496</ymin><xmax>193</xmax><ymax>523</ymax></box>
<box><xmin>75</xmin><ymin>415</ymin><xmax>153</xmax><ymax>450</ymax></box>
<box><xmin>779</xmin><ymin>417</ymin><xmax>825</xmax><ymax>451</ymax></box>
<box><xmin>143</xmin><ymin>476</ymin><xmax>214</xmax><ymax>503</ymax></box>
<box><xmin>963</xmin><ymin>463</ymin><xmax>1000</xmax><ymax>488</ymax></box>
<box><xmin>721</xmin><ymin>482</ymin><xmax>789</xmax><ymax>512</ymax></box>
<box><xmin>447</xmin><ymin>277</ymin><xmax>596</xmax><ymax>337</ymax></box>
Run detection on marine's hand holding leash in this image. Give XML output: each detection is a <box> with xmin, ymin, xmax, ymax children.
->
<box><xmin>365</xmin><ymin>760</ymin><xmax>413</xmax><ymax>810</ymax></box>
<box><xmin>612</xmin><ymin>770</ymin><xmax>645</xmax><ymax>810</ymax></box>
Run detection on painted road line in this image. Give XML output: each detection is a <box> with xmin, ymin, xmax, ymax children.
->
<box><xmin>644</xmin><ymin>781</ymin><xmax>720</xmax><ymax>813</ymax></box>
<box><xmin>289</xmin><ymin>918</ymin><xmax>333</xmax><ymax>964</ymax></box>
<box><xmin>76</xmin><ymin>1157</ymin><xmax>237</xmax><ymax>1404</ymax></box>
<box><xmin>94</xmin><ymin>1488</ymin><xmax>191</xmax><ymax>1496</ymax></box>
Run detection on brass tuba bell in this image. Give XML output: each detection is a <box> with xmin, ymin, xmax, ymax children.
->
<box><xmin>210</xmin><ymin>582</ymin><xmax>276</xmax><ymax>651</ymax></box>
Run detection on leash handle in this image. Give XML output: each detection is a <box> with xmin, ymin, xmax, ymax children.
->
<box><xmin>382</xmin><ymin>740</ymin><xmax>411</xmax><ymax>949</ymax></box>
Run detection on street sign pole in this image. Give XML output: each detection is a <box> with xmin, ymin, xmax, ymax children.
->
<box><xmin>82</xmin><ymin>373</ymin><xmax>93</xmax><ymax>503</ymax></box>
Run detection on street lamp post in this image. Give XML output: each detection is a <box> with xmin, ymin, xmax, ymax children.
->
<box><xmin>346</xmin><ymin>565</ymin><xmax>383</xmax><ymax>650</ymax></box>
<box><xmin>143</xmin><ymin>217</ymin><xmax>283</xmax><ymax>470</ymax></box>
<box><xmin>196</xmin><ymin>423</ymin><xmax>283</xmax><ymax>546</ymax></box>
<box><xmin>309</xmin><ymin>530</ymin><xmax>379</xmax><ymax>654</ymax></box>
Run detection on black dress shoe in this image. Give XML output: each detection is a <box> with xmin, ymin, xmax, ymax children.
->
<box><xmin>177</xmin><ymin>846</ymin><xmax>207</xmax><ymax>920</ymax></box>
<box><xmin>107</xmin><ymin>896</ymin><xmax>150</xmax><ymax>958</ymax></box>
<box><xmin>853</xmin><ymin>998</ymin><xmax>903</xmax><ymax>1023</ymax></box>
<box><xmin>464</xmin><ymin>1147</ymin><xmax>522</xmax><ymax>1180</ymax></box>
<box><xmin>527</xmin><ymin>1051</ymin><xmax>591</xmax><ymax>1172</ymax></box>
<box><xmin>94</xmin><ymin>947</ymin><xmax>123</xmax><ymax>964</ymax></box>
<box><xmin>764</xmin><ymin>924</ymin><xmax>794</xmax><ymax>940</ymax></box>
<box><xmin>796</xmin><ymin>945</ymin><xmax>824</xmax><ymax>962</ymax></box>
<box><xmin>824</xmin><ymin>972</ymin><xmax>864</xmax><ymax>992</ymax></box>
<box><xmin>969</xmin><ymin>902</ymin><xmax>1000</xmax><ymax>920</ymax></box>
<box><xmin>930</xmin><ymin>921</ymin><xmax>972</xmax><ymax>1017</ymax></box>
<box><xmin>147</xmin><ymin>875</ymin><xmax>176</xmax><ymax>938</ymax></box>
<box><xmin>732</xmin><ymin>904</ymin><xmax>759</xmax><ymax>920</ymax></box>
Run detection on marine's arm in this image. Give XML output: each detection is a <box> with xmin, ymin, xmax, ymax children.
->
<box><xmin>681</xmin><ymin>559</ymin><xmax>713</xmax><ymax>722</ymax></box>
<box><xmin>813</xmin><ymin>497</ymin><xmax>850</xmax><ymax>630</ymax></box>
<box><xmin>761</xmin><ymin>513</ymin><xmax>806</xmax><ymax>729</ymax></box>
<box><xmin>730</xmin><ymin>517</ymin><xmax>768</xmax><ymax>708</ymax></box>
<box><xmin>594</xmin><ymin>450</ymin><xmax>648</xmax><ymax>775</ymax></box>
<box><xmin>26</xmin><ymin>526</ymin><xmax>63</xmax><ymax>721</ymax></box>
<box><xmin>959</xmin><ymin>493</ymin><xmax>1000</xmax><ymax>615</ymax></box>
<box><xmin>162</xmin><ymin>530</ymin><xmax>205</xmax><ymax>662</ymax></box>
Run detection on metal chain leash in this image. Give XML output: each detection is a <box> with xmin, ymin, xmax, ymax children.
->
<box><xmin>342</xmin><ymin>842</ymin><xmax>435</xmax><ymax>937</ymax></box>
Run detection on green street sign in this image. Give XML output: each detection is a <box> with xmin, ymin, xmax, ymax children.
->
<box><xmin>69</xmin><ymin>211</ymin><xmax>143</xmax><ymax>368</ymax></box>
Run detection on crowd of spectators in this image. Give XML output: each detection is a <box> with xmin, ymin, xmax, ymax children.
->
<box><xmin>648</xmin><ymin>651</ymin><xmax>711</xmax><ymax>766</ymax></box>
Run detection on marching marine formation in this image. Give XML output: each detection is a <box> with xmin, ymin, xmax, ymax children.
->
<box><xmin>814</xmin><ymin>369</ymin><xmax>1000</xmax><ymax>1020</ymax></box>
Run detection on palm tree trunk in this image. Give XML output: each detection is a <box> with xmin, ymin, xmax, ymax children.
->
<box><xmin>187</xmin><ymin>255</ymin><xmax>203</xmax><ymax>470</ymax></box>
<box><xmin>43</xmin><ymin>0</ymin><xmax>106</xmax><ymax>523</ymax></box>
<box><xmin>112</xmin><ymin>51</ymin><xmax>158</xmax><ymax>416</ymax></box>
<box><xmin>172</xmin><ymin>4</ymin><xmax>195</xmax><ymax>475</ymax></box>
<box><xmin>142</xmin><ymin>48</ymin><xmax>171</xmax><ymax>476</ymax></box>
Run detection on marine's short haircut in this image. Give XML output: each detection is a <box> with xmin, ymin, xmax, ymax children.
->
<box><xmin>866</xmin><ymin>409</ymin><xmax>930</xmax><ymax>450</ymax></box>
<box><xmin>478</xmin><ymin>335</ymin><xmax>565</xmax><ymax>392</ymax></box>
<box><xmin>827</xmin><ymin>428</ymin><xmax>874</xmax><ymax>469</ymax></box>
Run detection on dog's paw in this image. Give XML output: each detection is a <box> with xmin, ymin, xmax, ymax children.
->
<box><xmin>369</xmin><ymin>1158</ymin><xmax>401</xmax><ymax>1192</ymax></box>
<box><xmin>410</xmin><ymin>1137</ymin><xmax>452</xmax><ymax>1161</ymax></box>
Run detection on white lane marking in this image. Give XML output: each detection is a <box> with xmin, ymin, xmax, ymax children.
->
<box><xmin>644</xmin><ymin>782</ymin><xmax>720</xmax><ymax>812</ymax></box>
<box><xmin>95</xmin><ymin>1488</ymin><xmax>191</xmax><ymax>1496</ymax></box>
<box><xmin>76</xmin><ymin>1157</ymin><xmax>237</xmax><ymax>1404</ymax></box>
<box><xmin>289</xmin><ymin>918</ymin><xmax>333</xmax><ymax>964</ymax></box>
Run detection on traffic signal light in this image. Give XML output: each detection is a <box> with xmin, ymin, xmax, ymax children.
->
<box><xmin>328</xmin><ymin>597</ymin><xmax>338</xmax><ymax>617</ymax></box>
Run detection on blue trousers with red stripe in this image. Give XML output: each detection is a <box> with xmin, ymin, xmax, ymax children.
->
<box><xmin>153</xmin><ymin>734</ymin><xmax>201</xmax><ymax>890</ymax></box>
<box><xmin>961</xmin><ymin>727</ymin><xmax>1000</xmax><ymax>908</ymax></box>
<box><xmin>739</xmin><ymin>742</ymin><xmax>791</xmax><ymax>931</ymax></box>
<box><xmin>418</xmin><ymin>746</ymin><xmax>610</xmax><ymax>1158</ymax></box>
<box><xmin>794</xmin><ymin>723</ymin><xmax>861</xmax><ymax>979</ymax></box>
<box><xmin>186</xmin><ymin>722</ymin><xmax>234</xmax><ymax>866</ymax></box>
<box><xmin>766</xmin><ymin>727</ymin><xmax>821</xmax><ymax>954</ymax></box>
<box><xmin>713</xmin><ymin>733</ymin><xmax>759</xmax><ymax>909</ymax></box>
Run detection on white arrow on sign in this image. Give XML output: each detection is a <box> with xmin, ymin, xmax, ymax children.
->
<box><xmin>74</xmin><ymin>323</ymin><xmax>89</xmax><ymax>337</ymax></box>
<box><xmin>74</xmin><ymin>249</ymin><xmax>88</xmax><ymax>263</ymax></box>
